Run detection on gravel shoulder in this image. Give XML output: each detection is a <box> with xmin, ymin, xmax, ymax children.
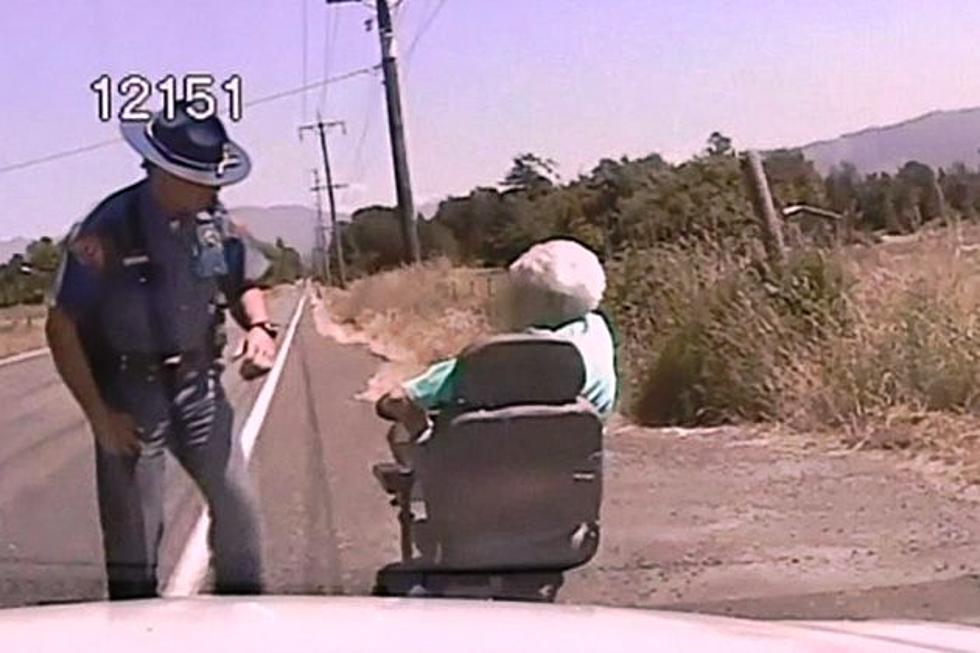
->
<box><xmin>561</xmin><ymin>421</ymin><xmax>980</xmax><ymax>624</ymax></box>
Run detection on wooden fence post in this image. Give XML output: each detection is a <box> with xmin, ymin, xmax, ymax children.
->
<box><xmin>741</xmin><ymin>150</ymin><xmax>787</xmax><ymax>269</ymax></box>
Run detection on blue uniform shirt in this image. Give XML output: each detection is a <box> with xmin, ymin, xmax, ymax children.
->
<box><xmin>52</xmin><ymin>181</ymin><xmax>270</xmax><ymax>357</ymax></box>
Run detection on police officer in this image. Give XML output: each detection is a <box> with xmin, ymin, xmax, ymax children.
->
<box><xmin>46</xmin><ymin>101</ymin><xmax>277</xmax><ymax>599</ymax></box>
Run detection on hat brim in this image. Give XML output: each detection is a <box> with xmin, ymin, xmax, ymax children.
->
<box><xmin>120</xmin><ymin>120</ymin><xmax>251</xmax><ymax>187</ymax></box>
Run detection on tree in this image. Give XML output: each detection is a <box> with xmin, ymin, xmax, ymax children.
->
<box><xmin>763</xmin><ymin>149</ymin><xmax>828</xmax><ymax>208</ymax></box>
<box><xmin>430</xmin><ymin>189</ymin><xmax>519</xmax><ymax>264</ymax></box>
<box><xmin>26</xmin><ymin>237</ymin><xmax>60</xmax><ymax>273</ymax></box>
<box><xmin>896</xmin><ymin>160</ymin><xmax>944</xmax><ymax>224</ymax></box>
<box><xmin>341</xmin><ymin>206</ymin><xmax>405</xmax><ymax>275</ymax></box>
<box><xmin>940</xmin><ymin>162</ymin><xmax>977</xmax><ymax>219</ymax></box>
<box><xmin>706</xmin><ymin>131</ymin><xmax>734</xmax><ymax>157</ymax></box>
<box><xmin>418</xmin><ymin>218</ymin><xmax>460</xmax><ymax>261</ymax></box>
<box><xmin>501</xmin><ymin>153</ymin><xmax>560</xmax><ymax>193</ymax></box>
<box><xmin>258</xmin><ymin>238</ymin><xmax>303</xmax><ymax>286</ymax></box>
<box><xmin>858</xmin><ymin>173</ymin><xmax>901</xmax><ymax>232</ymax></box>
<box><xmin>825</xmin><ymin>162</ymin><xmax>861</xmax><ymax>214</ymax></box>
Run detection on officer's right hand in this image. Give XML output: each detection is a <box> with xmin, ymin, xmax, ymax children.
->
<box><xmin>89</xmin><ymin>407</ymin><xmax>142</xmax><ymax>456</ymax></box>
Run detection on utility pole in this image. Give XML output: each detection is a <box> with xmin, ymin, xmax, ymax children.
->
<box><xmin>309</xmin><ymin>169</ymin><xmax>331</xmax><ymax>286</ymax></box>
<box><xmin>375</xmin><ymin>0</ymin><xmax>421</xmax><ymax>263</ymax></box>
<box><xmin>740</xmin><ymin>150</ymin><xmax>787</xmax><ymax>270</ymax></box>
<box><xmin>300</xmin><ymin>113</ymin><xmax>348</xmax><ymax>288</ymax></box>
<box><xmin>327</xmin><ymin>0</ymin><xmax>421</xmax><ymax>264</ymax></box>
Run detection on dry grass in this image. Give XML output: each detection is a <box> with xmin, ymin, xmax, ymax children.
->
<box><xmin>322</xmin><ymin>259</ymin><xmax>502</xmax><ymax>371</ymax></box>
<box><xmin>600</xmin><ymin>225</ymin><xmax>980</xmax><ymax>482</ymax></box>
<box><xmin>776</xmin><ymin>228</ymin><xmax>980</xmax><ymax>480</ymax></box>
<box><xmin>318</xmin><ymin>229</ymin><xmax>980</xmax><ymax>482</ymax></box>
<box><xmin>0</xmin><ymin>304</ymin><xmax>46</xmax><ymax>358</ymax></box>
<box><xmin>782</xmin><ymin>232</ymin><xmax>980</xmax><ymax>427</ymax></box>
<box><xmin>604</xmin><ymin>240</ymin><xmax>850</xmax><ymax>426</ymax></box>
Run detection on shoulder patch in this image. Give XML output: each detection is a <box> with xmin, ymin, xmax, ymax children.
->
<box><xmin>69</xmin><ymin>233</ymin><xmax>107</xmax><ymax>271</ymax></box>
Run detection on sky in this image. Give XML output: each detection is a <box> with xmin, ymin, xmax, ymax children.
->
<box><xmin>3</xmin><ymin>0</ymin><xmax>980</xmax><ymax>240</ymax></box>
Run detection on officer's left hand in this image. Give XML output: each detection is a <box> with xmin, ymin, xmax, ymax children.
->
<box><xmin>235</xmin><ymin>327</ymin><xmax>276</xmax><ymax>379</ymax></box>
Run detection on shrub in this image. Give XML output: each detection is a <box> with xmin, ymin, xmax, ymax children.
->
<box><xmin>605</xmin><ymin>244</ymin><xmax>851</xmax><ymax>426</ymax></box>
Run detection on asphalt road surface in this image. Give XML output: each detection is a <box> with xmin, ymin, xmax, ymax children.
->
<box><xmin>0</xmin><ymin>285</ymin><xmax>302</xmax><ymax>608</ymax></box>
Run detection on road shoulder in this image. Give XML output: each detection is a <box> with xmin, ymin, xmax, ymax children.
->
<box><xmin>562</xmin><ymin>422</ymin><xmax>980</xmax><ymax>622</ymax></box>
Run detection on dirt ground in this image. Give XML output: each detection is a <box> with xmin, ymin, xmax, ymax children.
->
<box><xmin>561</xmin><ymin>420</ymin><xmax>980</xmax><ymax>624</ymax></box>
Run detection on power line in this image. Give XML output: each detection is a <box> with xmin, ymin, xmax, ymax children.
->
<box><xmin>0</xmin><ymin>67</ymin><xmax>378</xmax><ymax>176</ymax></box>
<box><xmin>340</xmin><ymin>0</ymin><xmax>407</xmax><ymax>185</ymax></box>
<box><xmin>245</xmin><ymin>66</ymin><xmax>376</xmax><ymax>108</ymax></box>
<box><xmin>301</xmin><ymin>0</ymin><xmax>310</xmax><ymax>121</ymax></box>
<box><xmin>350</xmin><ymin>78</ymin><xmax>384</xmax><ymax>183</ymax></box>
<box><xmin>0</xmin><ymin>138</ymin><xmax>122</xmax><ymax>175</ymax></box>
<box><xmin>317</xmin><ymin>4</ymin><xmax>342</xmax><ymax>111</ymax></box>
<box><xmin>329</xmin><ymin>0</ymin><xmax>421</xmax><ymax>261</ymax></box>
<box><xmin>394</xmin><ymin>0</ymin><xmax>409</xmax><ymax>28</ymax></box>
<box><xmin>403</xmin><ymin>0</ymin><xmax>448</xmax><ymax>64</ymax></box>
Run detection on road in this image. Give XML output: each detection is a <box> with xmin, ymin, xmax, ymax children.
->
<box><xmin>0</xmin><ymin>285</ymin><xmax>302</xmax><ymax>607</ymax></box>
<box><xmin>4</xmin><ymin>286</ymin><xmax>980</xmax><ymax>625</ymax></box>
<box><xmin>252</xmin><ymin>298</ymin><xmax>399</xmax><ymax>596</ymax></box>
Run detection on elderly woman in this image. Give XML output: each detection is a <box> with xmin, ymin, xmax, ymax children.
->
<box><xmin>376</xmin><ymin>239</ymin><xmax>617</xmax><ymax>449</ymax></box>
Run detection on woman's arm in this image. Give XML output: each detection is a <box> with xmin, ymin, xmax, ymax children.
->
<box><xmin>376</xmin><ymin>385</ymin><xmax>430</xmax><ymax>436</ymax></box>
<box><xmin>376</xmin><ymin>357</ymin><xmax>460</xmax><ymax>436</ymax></box>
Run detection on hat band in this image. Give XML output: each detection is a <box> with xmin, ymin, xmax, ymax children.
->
<box><xmin>143</xmin><ymin>119</ymin><xmax>241</xmax><ymax>178</ymax></box>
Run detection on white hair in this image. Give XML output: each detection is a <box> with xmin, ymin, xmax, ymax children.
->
<box><xmin>505</xmin><ymin>239</ymin><xmax>606</xmax><ymax>328</ymax></box>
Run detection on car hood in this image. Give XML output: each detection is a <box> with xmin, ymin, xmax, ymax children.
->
<box><xmin>1</xmin><ymin>596</ymin><xmax>978</xmax><ymax>653</ymax></box>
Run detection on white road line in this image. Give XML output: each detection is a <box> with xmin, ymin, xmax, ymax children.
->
<box><xmin>162</xmin><ymin>290</ymin><xmax>309</xmax><ymax>597</ymax></box>
<box><xmin>0</xmin><ymin>347</ymin><xmax>49</xmax><ymax>368</ymax></box>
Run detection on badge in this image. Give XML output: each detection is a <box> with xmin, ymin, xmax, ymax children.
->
<box><xmin>193</xmin><ymin>210</ymin><xmax>228</xmax><ymax>278</ymax></box>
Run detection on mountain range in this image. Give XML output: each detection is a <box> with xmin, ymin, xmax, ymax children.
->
<box><xmin>229</xmin><ymin>200</ymin><xmax>442</xmax><ymax>261</ymax></box>
<box><xmin>0</xmin><ymin>199</ymin><xmax>445</xmax><ymax>266</ymax></box>
<box><xmin>799</xmin><ymin>106</ymin><xmax>980</xmax><ymax>175</ymax></box>
<box><xmin>229</xmin><ymin>204</ymin><xmax>327</xmax><ymax>262</ymax></box>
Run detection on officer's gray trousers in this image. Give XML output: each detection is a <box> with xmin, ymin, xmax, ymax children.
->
<box><xmin>95</xmin><ymin>365</ymin><xmax>262</xmax><ymax>599</ymax></box>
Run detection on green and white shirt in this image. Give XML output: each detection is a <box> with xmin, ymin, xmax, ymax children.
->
<box><xmin>403</xmin><ymin>311</ymin><xmax>618</xmax><ymax>419</ymax></box>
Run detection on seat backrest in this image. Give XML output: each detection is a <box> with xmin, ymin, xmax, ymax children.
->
<box><xmin>415</xmin><ymin>336</ymin><xmax>603</xmax><ymax>573</ymax></box>
<box><xmin>450</xmin><ymin>334</ymin><xmax>586</xmax><ymax>410</ymax></box>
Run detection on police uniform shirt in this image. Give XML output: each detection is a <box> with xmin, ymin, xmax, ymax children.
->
<box><xmin>52</xmin><ymin>180</ymin><xmax>270</xmax><ymax>358</ymax></box>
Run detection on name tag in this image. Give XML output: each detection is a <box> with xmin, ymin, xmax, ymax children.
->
<box><xmin>122</xmin><ymin>254</ymin><xmax>150</xmax><ymax>267</ymax></box>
